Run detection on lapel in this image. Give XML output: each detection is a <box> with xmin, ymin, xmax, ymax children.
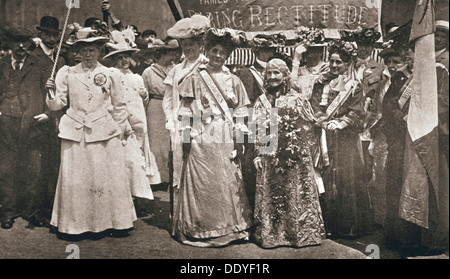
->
<box><xmin>0</xmin><ymin>55</ymin><xmax>12</xmax><ymax>82</ymax></box>
<box><xmin>363</xmin><ymin>59</ymin><xmax>378</xmax><ymax>78</ymax></box>
<box><xmin>72</xmin><ymin>62</ymin><xmax>104</xmax><ymax>87</ymax></box>
<box><xmin>18</xmin><ymin>54</ymin><xmax>37</xmax><ymax>83</ymax></box>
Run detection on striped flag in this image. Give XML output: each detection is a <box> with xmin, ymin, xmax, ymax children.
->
<box><xmin>399</xmin><ymin>0</ymin><xmax>439</xmax><ymax>229</ymax></box>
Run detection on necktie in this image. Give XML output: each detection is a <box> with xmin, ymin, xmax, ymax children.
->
<box><xmin>15</xmin><ymin>60</ymin><xmax>21</xmax><ymax>71</ymax></box>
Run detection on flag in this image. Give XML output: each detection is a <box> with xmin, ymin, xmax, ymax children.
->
<box><xmin>398</xmin><ymin>0</ymin><xmax>439</xmax><ymax>229</ymax></box>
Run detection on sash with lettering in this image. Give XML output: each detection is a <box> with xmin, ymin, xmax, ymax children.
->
<box><xmin>198</xmin><ymin>69</ymin><xmax>234</xmax><ymax>125</ymax></box>
<box><xmin>325</xmin><ymin>78</ymin><xmax>359</xmax><ymax>120</ymax></box>
<box><xmin>397</xmin><ymin>67</ymin><xmax>414</xmax><ymax>110</ymax></box>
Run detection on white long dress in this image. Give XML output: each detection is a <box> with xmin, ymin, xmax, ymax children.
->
<box><xmin>46</xmin><ymin>63</ymin><xmax>137</xmax><ymax>235</ymax></box>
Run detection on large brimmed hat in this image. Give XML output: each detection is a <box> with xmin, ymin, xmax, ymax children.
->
<box><xmin>380</xmin><ymin>20</ymin><xmax>412</xmax><ymax>58</ymax></box>
<box><xmin>142</xmin><ymin>38</ymin><xmax>180</xmax><ymax>53</ymax></box>
<box><xmin>250</xmin><ymin>33</ymin><xmax>286</xmax><ymax>50</ymax></box>
<box><xmin>66</xmin><ymin>27</ymin><xmax>110</xmax><ymax>46</ymax></box>
<box><xmin>436</xmin><ymin>20</ymin><xmax>449</xmax><ymax>32</ymax></box>
<box><xmin>167</xmin><ymin>14</ymin><xmax>211</xmax><ymax>39</ymax></box>
<box><xmin>204</xmin><ymin>27</ymin><xmax>246</xmax><ymax>53</ymax></box>
<box><xmin>103</xmin><ymin>41</ymin><xmax>140</xmax><ymax>59</ymax></box>
<box><xmin>341</xmin><ymin>27</ymin><xmax>381</xmax><ymax>44</ymax></box>
<box><xmin>36</xmin><ymin>16</ymin><xmax>61</xmax><ymax>33</ymax></box>
<box><xmin>294</xmin><ymin>27</ymin><xmax>326</xmax><ymax>47</ymax></box>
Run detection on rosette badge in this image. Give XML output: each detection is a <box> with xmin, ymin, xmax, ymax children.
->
<box><xmin>94</xmin><ymin>73</ymin><xmax>107</xmax><ymax>87</ymax></box>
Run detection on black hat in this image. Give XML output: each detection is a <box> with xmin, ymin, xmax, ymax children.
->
<box><xmin>341</xmin><ymin>27</ymin><xmax>381</xmax><ymax>45</ymax></box>
<box><xmin>204</xmin><ymin>28</ymin><xmax>246</xmax><ymax>54</ymax></box>
<box><xmin>354</xmin><ymin>28</ymin><xmax>381</xmax><ymax>44</ymax></box>
<box><xmin>5</xmin><ymin>27</ymin><xmax>33</xmax><ymax>41</ymax></box>
<box><xmin>36</xmin><ymin>16</ymin><xmax>61</xmax><ymax>33</ymax></box>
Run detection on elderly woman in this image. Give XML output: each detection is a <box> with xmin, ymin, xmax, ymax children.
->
<box><xmin>45</xmin><ymin>28</ymin><xmax>136</xmax><ymax>239</ymax></box>
<box><xmin>252</xmin><ymin>58</ymin><xmax>325</xmax><ymax>248</ymax></box>
<box><xmin>171</xmin><ymin>28</ymin><xmax>252</xmax><ymax>247</ymax></box>
<box><xmin>310</xmin><ymin>39</ymin><xmax>371</xmax><ymax>238</ymax></box>
<box><xmin>163</xmin><ymin>15</ymin><xmax>210</xmax><ymax>189</ymax></box>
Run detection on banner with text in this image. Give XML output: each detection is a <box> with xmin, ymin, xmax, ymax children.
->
<box><xmin>175</xmin><ymin>0</ymin><xmax>382</xmax><ymax>38</ymax></box>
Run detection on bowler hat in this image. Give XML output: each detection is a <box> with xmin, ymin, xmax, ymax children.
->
<box><xmin>36</xmin><ymin>16</ymin><xmax>61</xmax><ymax>33</ymax></box>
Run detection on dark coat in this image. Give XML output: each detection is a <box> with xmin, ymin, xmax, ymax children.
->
<box><xmin>0</xmin><ymin>53</ymin><xmax>52</xmax><ymax>143</ymax></box>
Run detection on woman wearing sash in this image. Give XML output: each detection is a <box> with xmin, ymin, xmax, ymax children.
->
<box><xmin>310</xmin><ymin>39</ymin><xmax>370</xmax><ymax>238</ymax></box>
<box><xmin>142</xmin><ymin>38</ymin><xmax>180</xmax><ymax>186</ymax></box>
<box><xmin>252</xmin><ymin>59</ymin><xmax>325</xmax><ymax>248</ymax></box>
<box><xmin>171</xmin><ymin>28</ymin><xmax>252</xmax><ymax>247</ymax></box>
<box><xmin>163</xmin><ymin>15</ymin><xmax>210</xmax><ymax>189</ymax></box>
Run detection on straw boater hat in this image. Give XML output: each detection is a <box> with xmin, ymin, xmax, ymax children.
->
<box><xmin>436</xmin><ymin>20</ymin><xmax>449</xmax><ymax>33</ymax></box>
<box><xmin>166</xmin><ymin>14</ymin><xmax>211</xmax><ymax>39</ymax></box>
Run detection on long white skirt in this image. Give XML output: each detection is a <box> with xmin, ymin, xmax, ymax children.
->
<box><xmin>50</xmin><ymin>136</ymin><xmax>137</xmax><ymax>235</ymax></box>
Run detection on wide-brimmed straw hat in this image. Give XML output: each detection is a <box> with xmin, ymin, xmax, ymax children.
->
<box><xmin>66</xmin><ymin>27</ymin><xmax>109</xmax><ymax>46</ymax></box>
<box><xmin>103</xmin><ymin>41</ymin><xmax>140</xmax><ymax>59</ymax></box>
<box><xmin>141</xmin><ymin>38</ymin><xmax>180</xmax><ymax>53</ymax></box>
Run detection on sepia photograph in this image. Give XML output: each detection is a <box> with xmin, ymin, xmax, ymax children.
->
<box><xmin>0</xmin><ymin>0</ymin><xmax>448</xmax><ymax>270</ymax></box>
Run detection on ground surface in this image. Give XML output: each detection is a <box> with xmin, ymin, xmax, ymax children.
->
<box><xmin>0</xmin><ymin>187</ymin><xmax>447</xmax><ymax>260</ymax></box>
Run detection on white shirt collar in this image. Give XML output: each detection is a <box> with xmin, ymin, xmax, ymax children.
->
<box><xmin>11</xmin><ymin>55</ymin><xmax>27</xmax><ymax>70</ymax></box>
<box><xmin>40</xmin><ymin>42</ymin><xmax>54</xmax><ymax>57</ymax></box>
<box><xmin>436</xmin><ymin>48</ymin><xmax>446</xmax><ymax>58</ymax></box>
<box><xmin>255</xmin><ymin>58</ymin><xmax>268</xmax><ymax>69</ymax></box>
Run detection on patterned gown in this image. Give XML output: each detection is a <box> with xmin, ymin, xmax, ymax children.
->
<box><xmin>253</xmin><ymin>91</ymin><xmax>325</xmax><ymax>248</ymax></box>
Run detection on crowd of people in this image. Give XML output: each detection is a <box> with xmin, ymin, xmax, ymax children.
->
<box><xmin>0</xmin><ymin>2</ymin><xmax>448</xmax><ymax>258</ymax></box>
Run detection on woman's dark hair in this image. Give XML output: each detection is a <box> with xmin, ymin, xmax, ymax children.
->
<box><xmin>204</xmin><ymin>37</ymin><xmax>234</xmax><ymax>57</ymax></box>
<box><xmin>327</xmin><ymin>39</ymin><xmax>356</xmax><ymax>63</ymax></box>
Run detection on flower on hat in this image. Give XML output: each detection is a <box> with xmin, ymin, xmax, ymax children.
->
<box><xmin>167</xmin><ymin>14</ymin><xmax>211</xmax><ymax>39</ymax></box>
<box><xmin>294</xmin><ymin>27</ymin><xmax>325</xmax><ymax>46</ymax></box>
<box><xmin>250</xmin><ymin>33</ymin><xmax>286</xmax><ymax>49</ymax></box>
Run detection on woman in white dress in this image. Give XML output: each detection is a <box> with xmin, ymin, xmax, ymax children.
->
<box><xmin>163</xmin><ymin>15</ymin><xmax>210</xmax><ymax>189</ymax></box>
<box><xmin>45</xmin><ymin>28</ymin><xmax>136</xmax><ymax>239</ymax></box>
<box><xmin>104</xmin><ymin>39</ymin><xmax>156</xmax><ymax>201</ymax></box>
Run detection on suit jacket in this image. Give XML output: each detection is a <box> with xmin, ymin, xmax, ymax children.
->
<box><xmin>436</xmin><ymin>49</ymin><xmax>449</xmax><ymax>70</ymax></box>
<box><xmin>0</xmin><ymin>53</ymin><xmax>52</xmax><ymax>142</ymax></box>
<box><xmin>46</xmin><ymin>62</ymin><xmax>130</xmax><ymax>143</ymax></box>
<box><xmin>358</xmin><ymin>59</ymin><xmax>385</xmax><ymax>99</ymax></box>
<box><xmin>33</xmin><ymin>45</ymin><xmax>66</xmax><ymax>79</ymax></box>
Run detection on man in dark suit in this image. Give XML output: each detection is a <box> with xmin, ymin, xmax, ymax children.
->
<box><xmin>0</xmin><ymin>27</ymin><xmax>53</xmax><ymax>229</ymax></box>
<box><xmin>34</xmin><ymin>16</ymin><xmax>67</xmax><ymax>221</ymax></box>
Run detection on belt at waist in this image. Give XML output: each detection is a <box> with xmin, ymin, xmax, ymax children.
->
<box><xmin>66</xmin><ymin>108</ymin><xmax>109</xmax><ymax>129</ymax></box>
<box><xmin>148</xmin><ymin>94</ymin><xmax>164</xmax><ymax>100</ymax></box>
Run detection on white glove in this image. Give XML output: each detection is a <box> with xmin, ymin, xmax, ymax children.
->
<box><xmin>166</xmin><ymin>119</ymin><xmax>176</xmax><ymax>132</ymax></box>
